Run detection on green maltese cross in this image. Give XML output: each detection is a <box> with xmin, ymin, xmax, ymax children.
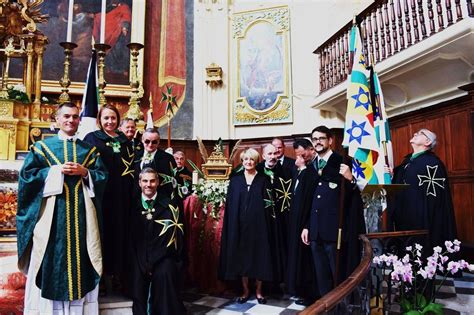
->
<box><xmin>155</xmin><ymin>204</ymin><xmax>184</xmax><ymax>249</ymax></box>
<box><xmin>264</xmin><ymin>188</ymin><xmax>276</xmax><ymax>218</ymax></box>
<box><xmin>161</xmin><ymin>85</ymin><xmax>177</xmax><ymax>114</ymax></box>
<box><xmin>275</xmin><ymin>178</ymin><xmax>292</xmax><ymax>213</ymax></box>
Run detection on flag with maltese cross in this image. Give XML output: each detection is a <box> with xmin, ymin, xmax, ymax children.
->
<box><xmin>342</xmin><ymin>25</ymin><xmax>380</xmax><ymax>189</ymax></box>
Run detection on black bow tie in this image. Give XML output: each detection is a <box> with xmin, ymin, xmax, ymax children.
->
<box><xmin>145</xmin><ymin>199</ymin><xmax>154</xmax><ymax>207</ymax></box>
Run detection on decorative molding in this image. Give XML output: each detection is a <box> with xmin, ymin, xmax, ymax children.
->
<box><xmin>232</xmin><ymin>6</ymin><xmax>289</xmax><ymax>38</ymax></box>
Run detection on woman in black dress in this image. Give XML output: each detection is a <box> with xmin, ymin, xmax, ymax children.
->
<box><xmin>219</xmin><ymin>148</ymin><xmax>278</xmax><ymax>304</ymax></box>
<box><xmin>83</xmin><ymin>104</ymin><xmax>135</xmax><ymax>293</ymax></box>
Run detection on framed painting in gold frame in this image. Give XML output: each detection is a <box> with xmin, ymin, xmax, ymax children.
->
<box><xmin>232</xmin><ymin>6</ymin><xmax>292</xmax><ymax>126</ymax></box>
<box><xmin>8</xmin><ymin>0</ymin><xmax>146</xmax><ymax>98</ymax></box>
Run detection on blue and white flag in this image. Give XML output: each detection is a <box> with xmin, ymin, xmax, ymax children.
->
<box><xmin>77</xmin><ymin>49</ymin><xmax>99</xmax><ymax>139</ymax></box>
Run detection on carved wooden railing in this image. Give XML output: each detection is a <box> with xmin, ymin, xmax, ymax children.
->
<box><xmin>314</xmin><ymin>0</ymin><xmax>473</xmax><ymax>93</ymax></box>
<box><xmin>301</xmin><ymin>230</ymin><xmax>429</xmax><ymax>314</ymax></box>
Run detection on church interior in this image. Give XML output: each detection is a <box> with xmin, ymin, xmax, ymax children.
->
<box><xmin>1</xmin><ymin>0</ymin><xmax>474</xmax><ymax>314</ymax></box>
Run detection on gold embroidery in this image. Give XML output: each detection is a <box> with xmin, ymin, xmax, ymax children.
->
<box><xmin>87</xmin><ymin>158</ymin><xmax>96</xmax><ymax>168</ymax></box>
<box><xmin>38</xmin><ymin>141</ymin><xmax>61</xmax><ymax>165</ymax></box>
<box><xmin>64</xmin><ymin>184</ymin><xmax>74</xmax><ymax>299</ymax></box>
<box><xmin>82</xmin><ymin>147</ymin><xmax>97</xmax><ymax>166</ymax></box>
<box><xmin>72</xmin><ymin>141</ymin><xmax>77</xmax><ymax>163</ymax></box>
<box><xmin>32</xmin><ymin>146</ymin><xmax>51</xmax><ymax>166</ymax></box>
<box><xmin>74</xmin><ymin>180</ymin><xmax>82</xmax><ymax>298</ymax></box>
<box><xmin>64</xmin><ymin>140</ymin><xmax>68</xmax><ymax>163</ymax></box>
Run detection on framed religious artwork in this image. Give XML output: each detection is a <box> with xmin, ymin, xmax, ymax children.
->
<box><xmin>9</xmin><ymin>0</ymin><xmax>145</xmax><ymax>97</ymax></box>
<box><xmin>231</xmin><ymin>6</ymin><xmax>293</xmax><ymax>126</ymax></box>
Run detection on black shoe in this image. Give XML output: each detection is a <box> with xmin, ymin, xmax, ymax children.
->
<box><xmin>236</xmin><ymin>296</ymin><xmax>249</xmax><ymax>304</ymax></box>
<box><xmin>257</xmin><ymin>297</ymin><xmax>267</xmax><ymax>304</ymax></box>
<box><xmin>295</xmin><ymin>298</ymin><xmax>312</xmax><ymax>306</ymax></box>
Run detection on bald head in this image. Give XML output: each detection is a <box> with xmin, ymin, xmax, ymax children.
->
<box><xmin>263</xmin><ymin>144</ymin><xmax>278</xmax><ymax>168</ymax></box>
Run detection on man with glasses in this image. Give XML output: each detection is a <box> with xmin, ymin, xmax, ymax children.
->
<box><xmin>134</xmin><ymin>128</ymin><xmax>177</xmax><ymax>196</ymax></box>
<box><xmin>301</xmin><ymin>126</ymin><xmax>363</xmax><ymax>299</ymax></box>
<box><xmin>389</xmin><ymin>128</ymin><xmax>457</xmax><ymax>248</ymax></box>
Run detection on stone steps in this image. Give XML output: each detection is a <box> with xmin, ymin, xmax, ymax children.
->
<box><xmin>99</xmin><ymin>295</ymin><xmax>133</xmax><ymax>315</ymax></box>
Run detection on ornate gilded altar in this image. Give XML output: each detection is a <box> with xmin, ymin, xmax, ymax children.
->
<box><xmin>0</xmin><ymin>0</ymin><xmax>49</xmax><ymax>160</ymax></box>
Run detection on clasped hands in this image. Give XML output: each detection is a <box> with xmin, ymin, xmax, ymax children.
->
<box><xmin>62</xmin><ymin>162</ymin><xmax>88</xmax><ymax>177</ymax></box>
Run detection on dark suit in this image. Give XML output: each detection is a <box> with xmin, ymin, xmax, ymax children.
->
<box><xmin>304</xmin><ymin>152</ymin><xmax>358</xmax><ymax>296</ymax></box>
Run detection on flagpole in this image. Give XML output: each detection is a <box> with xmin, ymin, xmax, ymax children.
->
<box><xmin>167</xmin><ymin>113</ymin><xmax>171</xmax><ymax>148</ymax></box>
<box><xmin>335</xmin><ymin>148</ymin><xmax>348</xmax><ymax>286</ymax></box>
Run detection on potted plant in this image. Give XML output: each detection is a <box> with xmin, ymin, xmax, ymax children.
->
<box><xmin>373</xmin><ymin>240</ymin><xmax>474</xmax><ymax>314</ymax></box>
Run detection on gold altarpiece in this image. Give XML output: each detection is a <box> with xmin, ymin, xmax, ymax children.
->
<box><xmin>0</xmin><ymin>0</ymin><xmax>49</xmax><ymax>160</ymax></box>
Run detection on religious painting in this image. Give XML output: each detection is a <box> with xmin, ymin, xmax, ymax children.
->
<box><xmin>9</xmin><ymin>0</ymin><xmax>144</xmax><ymax>97</ymax></box>
<box><xmin>232</xmin><ymin>6</ymin><xmax>292</xmax><ymax>126</ymax></box>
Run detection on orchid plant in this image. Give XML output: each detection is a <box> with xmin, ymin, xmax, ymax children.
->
<box><xmin>373</xmin><ymin>240</ymin><xmax>474</xmax><ymax>314</ymax></box>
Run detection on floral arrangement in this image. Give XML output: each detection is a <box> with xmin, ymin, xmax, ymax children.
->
<box><xmin>373</xmin><ymin>240</ymin><xmax>474</xmax><ymax>315</ymax></box>
<box><xmin>0</xmin><ymin>188</ymin><xmax>17</xmax><ymax>230</ymax></box>
<box><xmin>7</xmin><ymin>84</ymin><xmax>30</xmax><ymax>103</ymax></box>
<box><xmin>193</xmin><ymin>178</ymin><xmax>229</xmax><ymax>220</ymax></box>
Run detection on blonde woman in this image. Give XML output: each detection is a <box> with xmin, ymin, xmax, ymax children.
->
<box><xmin>219</xmin><ymin>148</ymin><xmax>279</xmax><ymax>304</ymax></box>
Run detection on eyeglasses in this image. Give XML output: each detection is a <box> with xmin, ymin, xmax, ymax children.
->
<box><xmin>414</xmin><ymin>132</ymin><xmax>427</xmax><ymax>138</ymax></box>
<box><xmin>144</xmin><ymin>139</ymin><xmax>158</xmax><ymax>145</ymax></box>
<box><xmin>312</xmin><ymin>137</ymin><xmax>328</xmax><ymax>142</ymax></box>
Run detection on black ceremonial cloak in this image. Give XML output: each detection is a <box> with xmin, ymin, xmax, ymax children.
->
<box><xmin>389</xmin><ymin>151</ymin><xmax>457</xmax><ymax>248</ymax></box>
<box><xmin>129</xmin><ymin>191</ymin><xmax>185</xmax><ymax>315</ymax></box>
<box><xmin>286</xmin><ymin>166</ymin><xmax>317</xmax><ymax>299</ymax></box>
<box><xmin>219</xmin><ymin>173</ymin><xmax>279</xmax><ymax>282</ymax></box>
<box><xmin>83</xmin><ymin>130</ymin><xmax>135</xmax><ymax>277</ymax></box>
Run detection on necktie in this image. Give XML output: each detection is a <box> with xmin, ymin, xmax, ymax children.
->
<box><xmin>145</xmin><ymin>199</ymin><xmax>154</xmax><ymax>208</ymax></box>
<box><xmin>318</xmin><ymin>159</ymin><xmax>327</xmax><ymax>170</ymax></box>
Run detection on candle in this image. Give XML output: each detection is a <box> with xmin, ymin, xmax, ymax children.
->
<box><xmin>192</xmin><ymin>171</ymin><xmax>199</xmax><ymax>185</ymax></box>
<box><xmin>66</xmin><ymin>0</ymin><xmax>74</xmax><ymax>42</ymax></box>
<box><xmin>100</xmin><ymin>0</ymin><xmax>106</xmax><ymax>43</ymax></box>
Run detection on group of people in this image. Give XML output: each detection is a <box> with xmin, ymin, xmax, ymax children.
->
<box><xmin>16</xmin><ymin>102</ymin><xmax>457</xmax><ymax>314</ymax></box>
<box><xmin>17</xmin><ymin>103</ymin><xmax>187</xmax><ymax>314</ymax></box>
<box><xmin>219</xmin><ymin>126</ymin><xmax>457</xmax><ymax>306</ymax></box>
<box><xmin>219</xmin><ymin>128</ymin><xmax>365</xmax><ymax>306</ymax></box>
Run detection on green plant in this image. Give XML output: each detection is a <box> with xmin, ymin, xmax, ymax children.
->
<box><xmin>373</xmin><ymin>240</ymin><xmax>473</xmax><ymax>314</ymax></box>
<box><xmin>7</xmin><ymin>84</ymin><xmax>30</xmax><ymax>103</ymax></box>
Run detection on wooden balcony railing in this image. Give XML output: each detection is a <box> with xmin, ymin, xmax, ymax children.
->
<box><xmin>314</xmin><ymin>0</ymin><xmax>474</xmax><ymax>94</ymax></box>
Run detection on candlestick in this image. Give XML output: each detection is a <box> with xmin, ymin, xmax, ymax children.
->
<box><xmin>125</xmin><ymin>42</ymin><xmax>145</xmax><ymax>121</ymax></box>
<box><xmin>94</xmin><ymin>43</ymin><xmax>111</xmax><ymax>106</ymax></box>
<box><xmin>100</xmin><ymin>0</ymin><xmax>106</xmax><ymax>43</ymax></box>
<box><xmin>58</xmin><ymin>42</ymin><xmax>78</xmax><ymax>103</ymax></box>
<box><xmin>66</xmin><ymin>0</ymin><xmax>74</xmax><ymax>42</ymax></box>
<box><xmin>192</xmin><ymin>171</ymin><xmax>199</xmax><ymax>185</ymax></box>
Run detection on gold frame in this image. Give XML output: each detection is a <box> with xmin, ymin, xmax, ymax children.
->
<box><xmin>232</xmin><ymin>6</ymin><xmax>293</xmax><ymax>126</ymax></box>
<box><xmin>12</xmin><ymin>0</ymin><xmax>146</xmax><ymax>98</ymax></box>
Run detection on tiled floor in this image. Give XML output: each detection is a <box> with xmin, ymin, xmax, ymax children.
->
<box><xmin>182</xmin><ymin>272</ymin><xmax>474</xmax><ymax>314</ymax></box>
<box><xmin>183</xmin><ymin>292</ymin><xmax>305</xmax><ymax>315</ymax></box>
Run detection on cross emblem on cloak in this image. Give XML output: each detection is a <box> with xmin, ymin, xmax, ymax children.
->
<box><xmin>417</xmin><ymin>165</ymin><xmax>446</xmax><ymax>197</ymax></box>
<box><xmin>155</xmin><ymin>204</ymin><xmax>184</xmax><ymax>249</ymax></box>
<box><xmin>275</xmin><ymin>178</ymin><xmax>292</xmax><ymax>213</ymax></box>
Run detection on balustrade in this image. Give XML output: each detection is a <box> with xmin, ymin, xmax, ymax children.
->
<box><xmin>314</xmin><ymin>0</ymin><xmax>472</xmax><ymax>93</ymax></box>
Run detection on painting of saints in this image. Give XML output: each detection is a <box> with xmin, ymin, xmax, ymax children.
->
<box><xmin>239</xmin><ymin>21</ymin><xmax>284</xmax><ymax>111</ymax></box>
